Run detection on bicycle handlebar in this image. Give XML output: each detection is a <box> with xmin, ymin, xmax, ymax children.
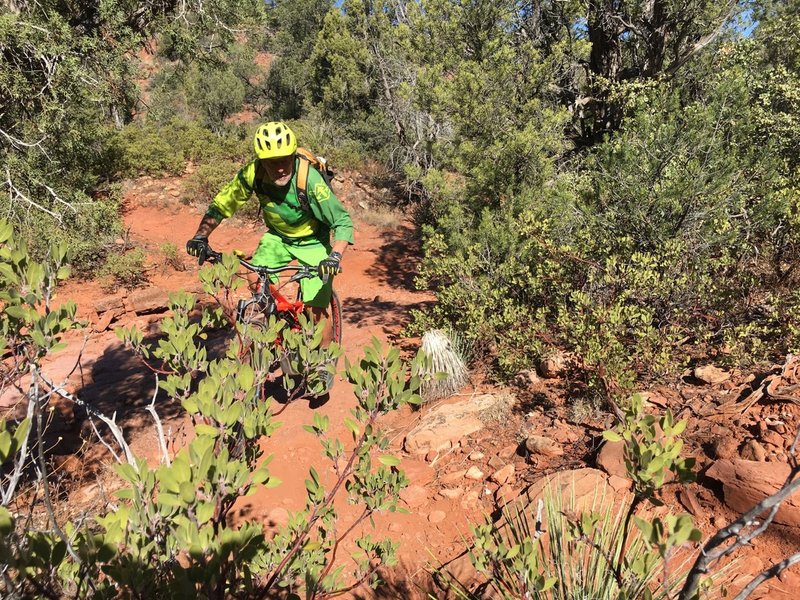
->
<box><xmin>201</xmin><ymin>246</ymin><xmax>340</xmax><ymax>280</ymax></box>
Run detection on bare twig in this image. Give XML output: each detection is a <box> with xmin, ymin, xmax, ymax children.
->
<box><xmin>146</xmin><ymin>374</ymin><xmax>171</xmax><ymax>466</ymax></box>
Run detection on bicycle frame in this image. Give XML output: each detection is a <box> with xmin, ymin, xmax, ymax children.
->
<box><xmin>203</xmin><ymin>247</ymin><xmax>318</xmax><ymax>330</ymax></box>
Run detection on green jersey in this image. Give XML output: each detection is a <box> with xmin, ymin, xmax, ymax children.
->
<box><xmin>206</xmin><ymin>157</ymin><xmax>354</xmax><ymax>245</ymax></box>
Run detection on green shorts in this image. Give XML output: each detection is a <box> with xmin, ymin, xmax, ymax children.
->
<box><xmin>251</xmin><ymin>231</ymin><xmax>332</xmax><ymax>308</ymax></box>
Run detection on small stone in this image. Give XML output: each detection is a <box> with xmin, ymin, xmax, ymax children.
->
<box><xmin>487</xmin><ymin>456</ymin><xmax>505</xmax><ymax>469</ymax></box>
<box><xmin>489</xmin><ymin>464</ymin><xmax>515</xmax><ymax>485</ymax></box>
<box><xmin>740</xmin><ymin>439</ymin><xmax>767</xmax><ymax>462</ymax></box>
<box><xmin>439</xmin><ymin>487</ymin><xmax>464</xmax><ymax>499</ymax></box>
<box><xmin>440</xmin><ymin>470</ymin><xmax>467</xmax><ymax>485</ymax></box>
<box><xmin>712</xmin><ymin>435</ymin><xmax>739</xmax><ymax>460</ymax></box>
<box><xmin>694</xmin><ymin>365</ymin><xmax>730</xmax><ymax>385</ymax></box>
<box><xmin>497</xmin><ymin>444</ymin><xmax>518</xmax><ymax>459</ymax></box>
<box><xmin>425</xmin><ymin>450</ymin><xmax>438</xmax><ymax>463</ymax></box>
<box><xmin>539</xmin><ymin>353</ymin><xmax>566</xmax><ymax>378</ymax></box>
<box><xmin>461</xmin><ymin>488</ymin><xmax>481</xmax><ymax>510</ymax></box>
<box><xmin>525</xmin><ymin>436</ymin><xmax>564</xmax><ymax>457</ymax></box>
<box><xmin>465</xmin><ymin>466</ymin><xmax>485</xmax><ymax>481</ymax></box>
<box><xmin>678</xmin><ymin>489</ymin><xmax>704</xmax><ymax>518</ymax></box>
<box><xmin>468</xmin><ymin>451</ymin><xmax>485</xmax><ymax>461</ymax></box>
<box><xmin>428</xmin><ymin>510</ymin><xmax>447</xmax><ymax>523</ymax></box>
<box><xmin>399</xmin><ymin>485</ymin><xmax>428</xmax><ymax>508</ymax></box>
<box><xmin>514</xmin><ymin>369</ymin><xmax>541</xmax><ymax>387</ymax></box>
<box><xmin>743</xmin><ymin>373</ymin><xmax>756</xmax><ymax>383</ymax></box>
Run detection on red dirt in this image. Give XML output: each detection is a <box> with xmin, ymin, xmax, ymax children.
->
<box><xmin>24</xmin><ymin>173</ymin><xmax>800</xmax><ymax>599</ymax></box>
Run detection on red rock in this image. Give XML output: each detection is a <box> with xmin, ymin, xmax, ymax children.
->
<box><xmin>498</xmin><ymin>444</ymin><xmax>518</xmax><ymax>459</ymax></box>
<box><xmin>525</xmin><ymin>436</ymin><xmax>563</xmax><ymax>457</ymax></box>
<box><xmin>94</xmin><ymin>308</ymin><xmax>122</xmax><ymax>332</ymax></box>
<box><xmin>439</xmin><ymin>487</ymin><xmax>464</xmax><ymax>499</ymax></box>
<box><xmin>761</xmin><ymin>430</ymin><xmax>785</xmax><ymax>449</ymax></box>
<box><xmin>596</xmin><ymin>440</ymin><xmax>627</xmax><ymax>478</ymax></box>
<box><xmin>399</xmin><ymin>484</ymin><xmax>428</xmax><ymax>508</ymax></box>
<box><xmin>440</xmin><ymin>470</ymin><xmax>467</xmax><ymax>485</ymax></box>
<box><xmin>706</xmin><ymin>459</ymin><xmax>800</xmax><ymax>526</ymax></box>
<box><xmin>428</xmin><ymin>510</ymin><xmax>446</xmax><ymax>523</ymax></box>
<box><xmin>678</xmin><ymin>488</ymin><xmax>704</xmax><ymax>518</ymax></box>
<box><xmin>490</xmin><ymin>464</ymin><xmax>515</xmax><ymax>485</ymax></box>
<box><xmin>495</xmin><ymin>485</ymin><xmax>521</xmax><ymax>506</ymax></box>
<box><xmin>461</xmin><ymin>488</ymin><xmax>481</xmax><ymax>510</ymax></box>
<box><xmin>401</xmin><ymin>459</ymin><xmax>435</xmax><ymax>487</ymax></box>
<box><xmin>608</xmin><ymin>475</ymin><xmax>632</xmax><ymax>493</ymax></box>
<box><xmin>129</xmin><ymin>287</ymin><xmax>169</xmax><ymax>315</ymax></box>
<box><xmin>93</xmin><ymin>294</ymin><xmax>125</xmax><ymax>314</ymax></box>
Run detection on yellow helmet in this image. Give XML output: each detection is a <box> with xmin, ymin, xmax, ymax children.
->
<box><xmin>253</xmin><ymin>121</ymin><xmax>297</xmax><ymax>159</ymax></box>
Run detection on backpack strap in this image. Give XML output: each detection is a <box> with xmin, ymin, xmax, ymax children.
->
<box><xmin>295</xmin><ymin>153</ymin><xmax>311</xmax><ymax>213</ymax></box>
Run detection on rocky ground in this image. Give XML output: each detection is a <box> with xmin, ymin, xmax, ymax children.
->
<box><xmin>3</xmin><ymin>168</ymin><xmax>800</xmax><ymax>598</ymax></box>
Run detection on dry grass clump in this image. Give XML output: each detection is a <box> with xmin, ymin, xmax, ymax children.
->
<box><xmin>420</xmin><ymin>329</ymin><xmax>470</xmax><ymax>402</ymax></box>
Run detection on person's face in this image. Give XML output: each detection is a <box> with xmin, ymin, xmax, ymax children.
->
<box><xmin>261</xmin><ymin>155</ymin><xmax>294</xmax><ymax>186</ymax></box>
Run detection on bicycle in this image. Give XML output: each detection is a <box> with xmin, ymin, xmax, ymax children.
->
<box><xmin>200</xmin><ymin>245</ymin><xmax>343</xmax><ymax>398</ymax></box>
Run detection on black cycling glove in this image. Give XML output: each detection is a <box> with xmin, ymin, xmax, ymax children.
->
<box><xmin>186</xmin><ymin>235</ymin><xmax>209</xmax><ymax>263</ymax></box>
<box><xmin>318</xmin><ymin>251</ymin><xmax>342</xmax><ymax>280</ymax></box>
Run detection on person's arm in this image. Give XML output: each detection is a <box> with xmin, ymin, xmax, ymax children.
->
<box><xmin>192</xmin><ymin>214</ymin><xmax>221</xmax><ymax>239</ymax></box>
<box><xmin>186</xmin><ymin>162</ymin><xmax>255</xmax><ymax>258</ymax></box>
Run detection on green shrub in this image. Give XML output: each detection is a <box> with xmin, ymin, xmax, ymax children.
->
<box><xmin>98</xmin><ymin>248</ymin><xmax>148</xmax><ymax>290</ymax></box>
<box><xmin>160</xmin><ymin>242</ymin><xmax>184</xmax><ymax>271</ymax></box>
<box><xmin>181</xmin><ymin>160</ymin><xmax>241</xmax><ymax>205</ymax></box>
<box><xmin>115</xmin><ymin>119</ymin><xmax>251</xmax><ymax>179</ymax></box>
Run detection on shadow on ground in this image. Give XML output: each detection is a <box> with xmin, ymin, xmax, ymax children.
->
<box><xmin>343</xmin><ymin>297</ymin><xmax>435</xmax><ymax>330</ymax></box>
<box><xmin>364</xmin><ymin>226</ymin><xmax>424</xmax><ymax>292</ymax></box>
<box><xmin>350</xmin><ymin>554</ymin><xmax>478</xmax><ymax>600</ymax></box>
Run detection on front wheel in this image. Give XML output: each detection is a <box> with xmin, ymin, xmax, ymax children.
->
<box><xmin>280</xmin><ymin>291</ymin><xmax>343</xmax><ymax>396</ymax></box>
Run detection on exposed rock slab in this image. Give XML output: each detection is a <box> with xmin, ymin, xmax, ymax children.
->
<box><xmin>403</xmin><ymin>394</ymin><xmax>502</xmax><ymax>454</ymax></box>
<box><xmin>706</xmin><ymin>459</ymin><xmax>800</xmax><ymax>526</ymax></box>
<box><xmin>128</xmin><ymin>287</ymin><xmax>169</xmax><ymax>315</ymax></box>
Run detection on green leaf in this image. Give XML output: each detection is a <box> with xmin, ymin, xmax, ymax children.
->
<box><xmin>195</xmin><ymin>424</ymin><xmax>219</xmax><ymax>438</ymax></box>
<box><xmin>378</xmin><ymin>455</ymin><xmax>401</xmax><ymax>467</ymax></box>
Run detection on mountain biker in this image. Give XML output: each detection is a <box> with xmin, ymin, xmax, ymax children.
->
<box><xmin>185</xmin><ymin>121</ymin><xmax>353</xmax><ymax>345</ymax></box>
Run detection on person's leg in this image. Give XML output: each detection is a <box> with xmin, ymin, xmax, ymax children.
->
<box><xmin>287</xmin><ymin>241</ymin><xmax>335</xmax><ymax>345</ymax></box>
<box><xmin>251</xmin><ymin>231</ymin><xmax>293</xmax><ymax>291</ymax></box>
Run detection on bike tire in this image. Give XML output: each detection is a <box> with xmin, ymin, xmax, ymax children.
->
<box><xmin>279</xmin><ymin>291</ymin><xmax>343</xmax><ymax>396</ymax></box>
